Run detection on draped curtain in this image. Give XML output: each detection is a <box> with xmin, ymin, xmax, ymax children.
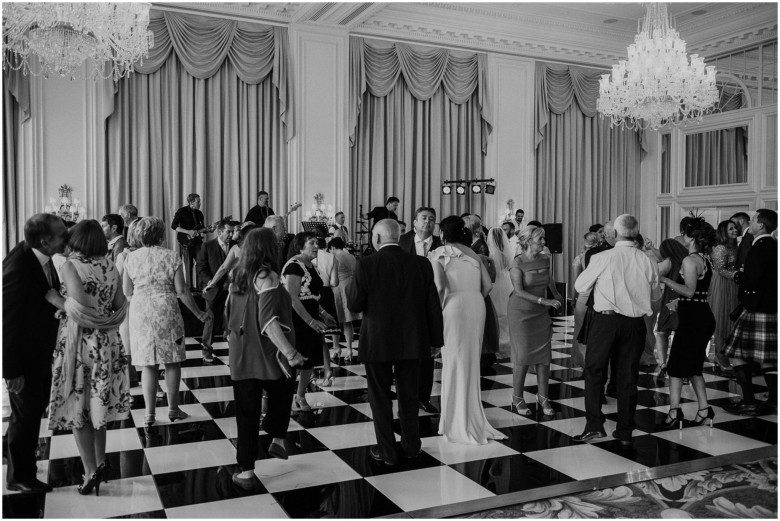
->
<box><xmin>349</xmin><ymin>37</ymin><xmax>492</xmax><ymax>225</ymax></box>
<box><xmin>534</xmin><ymin>63</ymin><xmax>643</xmax><ymax>284</ymax></box>
<box><xmin>684</xmin><ymin>86</ymin><xmax>748</xmax><ymax>187</ymax></box>
<box><xmin>106</xmin><ymin>11</ymin><xmax>293</xmax><ymax>240</ymax></box>
<box><xmin>3</xmin><ymin>63</ymin><xmax>31</xmax><ymax>252</ymax></box>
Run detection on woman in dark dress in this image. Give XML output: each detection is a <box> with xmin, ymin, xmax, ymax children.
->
<box><xmin>654</xmin><ymin>217</ymin><xmax>692</xmax><ymax>380</ymax></box>
<box><xmin>282</xmin><ymin>231</ymin><xmax>329</xmax><ymax>411</ymax></box>
<box><xmin>660</xmin><ymin>218</ymin><xmax>717</xmax><ymax>429</ymax></box>
<box><xmin>227</xmin><ymin>228</ymin><xmax>306</xmax><ymax>490</ymax></box>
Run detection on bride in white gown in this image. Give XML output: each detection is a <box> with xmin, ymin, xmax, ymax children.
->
<box><xmin>487</xmin><ymin>227</ymin><xmax>515</xmax><ymax>357</ymax></box>
<box><xmin>430</xmin><ymin>216</ymin><xmax>507</xmax><ymax>445</ymax></box>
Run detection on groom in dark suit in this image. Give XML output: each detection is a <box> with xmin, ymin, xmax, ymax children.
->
<box><xmin>3</xmin><ymin>214</ymin><xmax>68</xmax><ymax>493</ymax></box>
<box><xmin>398</xmin><ymin>206</ymin><xmax>442</xmax><ymax>414</ymax></box>
<box><xmin>347</xmin><ymin>219</ymin><xmax>444</xmax><ymax>465</ymax></box>
<box><xmin>197</xmin><ymin>219</ymin><xmax>236</xmax><ymax>362</ymax></box>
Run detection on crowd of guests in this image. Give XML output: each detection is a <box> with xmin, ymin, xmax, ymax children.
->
<box><xmin>2</xmin><ymin>196</ymin><xmax>776</xmax><ymax>496</ymax></box>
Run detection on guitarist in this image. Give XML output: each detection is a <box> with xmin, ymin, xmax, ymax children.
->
<box><xmin>171</xmin><ymin>193</ymin><xmax>206</xmax><ymax>290</ymax></box>
<box><xmin>244</xmin><ymin>191</ymin><xmax>275</xmax><ymax>226</ymax></box>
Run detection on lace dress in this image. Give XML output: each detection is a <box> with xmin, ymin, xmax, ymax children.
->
<box><xmin>123</xmin><ymin>246</ymin><xmax>186</xmax><ymax>365</ymax></box>
<box><xmin>48</xmin><ymin>254</ymin><xmax>130</xmax><ymax>430</ymax></box>
<box><xmin>708</xmin><ymin>244</ymin><xmax>739</xmax><ymax>343</ymax></box>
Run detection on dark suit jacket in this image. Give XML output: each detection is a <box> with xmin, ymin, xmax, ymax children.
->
<box><xmin>346</xmin><ymin>245</ymin><xmax>443</xmax><ymax>362</ymax></box>
<box><xmin>108</xmin><ymin>236</ymin><xmax>128</xmax><ymax>264</ymax></box>
<box><xmin>397</xmin><ymin>231</ymin><xmax>442</xmax><ymax>257</ymax></box>
<box><xmin>583</xmin><ymin>242</ymin><xmax>612</xmax><ymax>269</ymax></box>
<box><xmin>3</xmin><ymin>242</ymin><xmax>61</xmax><ymax>379</ymax></box>
<box><xmin>472</xmin><ymin>238</ymin><xmax>489</xmax><ymax>257</ymax></box>
<box><xmin>735</xmin><ymin>235</ymin><xmax>776</xmax><ymax>313</ymax></box>
<box><xmin>197</xmin><ymin>239</ymin><xmax>229</xmax><ymax>289</ymax></box>
<box><xmin>736</xmin><ymin>232</ymin><xmax>754</xmax><ymax>269</ymax></box>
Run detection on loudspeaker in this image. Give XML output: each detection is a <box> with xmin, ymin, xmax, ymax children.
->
<box><xmin>542</xmin><ymin>223</ymin><xmax>563</xmax><ymax>254</ymax></box>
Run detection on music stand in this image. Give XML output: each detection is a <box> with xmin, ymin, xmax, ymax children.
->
<box><xmin>301</xmin><ymin>221</ymin><xmax>329</xmax><ymax>237</ymax></box>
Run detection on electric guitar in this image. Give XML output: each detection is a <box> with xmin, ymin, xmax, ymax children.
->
<box><xmin>282</xmin><ymin>202</ymin><xmax>303</xmax><ymax>218</ymax></box>
<box><xmin>179</xmin><ymin>215</ymin><xmax>233</xmax><ymax>247</ymax></box>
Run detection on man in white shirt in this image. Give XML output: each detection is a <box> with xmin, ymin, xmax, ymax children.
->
<box><xmin>330</xmin><ymin>212</ymin><xmax>349</xmax><ymax>242</ymax></box>
<box><xmin>398</xmin><ymin>207</ymin><xmax>442</xmax><ymax>413</ymax></box>
<box><xmin>101</xmin><ymin>213</ymin><xmax>128</xmax><ymax>263</ymax></box>
<box><xmin>573</xmin><ymin>214</ymin><xmax>661</xmax><ymax>445</ymax></box>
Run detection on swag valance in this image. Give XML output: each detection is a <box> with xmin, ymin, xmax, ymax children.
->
<box><xmin>135</xmin><ymin>10</ymin><xmax>293</xmax><ymax>139</ymax></box>
<box><xmin>349</xmin><ymin>37</ymin><xmax>492</xmax><ymax>148</ymax></box>
<box><xmin>535</xmin><ymin>62</ymin><xmax>604</xmax><ymax>146</ymax></box>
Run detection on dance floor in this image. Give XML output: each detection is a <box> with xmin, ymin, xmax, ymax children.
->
<box><xmin>3</xmin><ymin>316</ymin><xmax>777</xmax><ymax>518</ymax></box>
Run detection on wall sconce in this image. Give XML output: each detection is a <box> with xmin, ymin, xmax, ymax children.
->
<box><xmin>44</xmin><ymin>184</ymin><xmax>85</xmax><ymax>222</ymax></box>
<box><xmin>304</xmin><ymin>192</ymin><xmax>334</xmax><ymax>223</ymax></box>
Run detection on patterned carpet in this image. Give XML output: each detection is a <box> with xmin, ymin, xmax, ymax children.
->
<box><xmin>463</xmin><ymin>457</ymin><xmax>778</xmax><ymax>518</ymax></box>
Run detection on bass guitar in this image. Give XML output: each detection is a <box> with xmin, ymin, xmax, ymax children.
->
<box><xmin>179</xmin><ymin>215</ymin><xmax>233</xmax><ymax>247</ymax></box>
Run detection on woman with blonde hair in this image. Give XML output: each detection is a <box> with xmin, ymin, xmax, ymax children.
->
<box><xmin>123</xmin><ymin>217</ymin><xmax>210</xmax><ymax>428</ymax></box>
<box><xmin>507</xmin><ymin>225</ymin><xmax>563</xmax><ymax>417</ymax></box>
<box><xmin>571</xmin><ymin>231</ymin><xmax>600</xmax><ymax>368</ymax></box>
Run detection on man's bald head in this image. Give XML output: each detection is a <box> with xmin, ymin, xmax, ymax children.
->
<box><xmin>263</xmin><ymin>215</ymin><xmax>285</xmax><ymax>239</ymax></box>
<box><xmin>372</xmin><ymin>219</ymin><xmax>401</xmax><ymax>250</ymax></box>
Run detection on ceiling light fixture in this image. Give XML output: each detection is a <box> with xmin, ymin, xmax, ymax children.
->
<box><xmin>2</xmin><ymin>3</ymin><xmax>154</xmax><ymax>80</ymax></box>
<box><xmin>597</xmin><ymin>3</ymin><xmax>718</xmax><ymax>131</ymax></box>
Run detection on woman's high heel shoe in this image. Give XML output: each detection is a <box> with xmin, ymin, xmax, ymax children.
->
<box><xmin>319</xmin><ymin>372</ymin><xmax>335</xmax><ymax>387</ymax></box>
<box><xmin>144</xmin><ymin>413</ymin><xmax>155</xmax><ymax>428</ymax></box>
<box><xmin>537</xmin><ymin>394</ymin><xmax>555</xmax><ymax>416</ymax></box>
<box><xmin>168</xmin><ymin>408</ymin><xmax>189</xmax><ymax>422</ymax></box>
<box><xmin>77</xmin><ymin>470</ymin><xmax>102</xmax><ymax>496</ymax></box>
<box><xmin>293</xmin><ymin>395</ymin><xmax>312</xmax><ymax>412</ymax></box>
<box><xmin>663</xmin><ymin>407</ymin><xmax>685</xmax><ymax>430</ymax></box>
<box><xmin>691</xmin><ymin>406</ymin><xmax>715</xmax><ymax>427</ymax></box>
<box><xmin>512</xmin><ymin>397</ymin><xmax>531</xmax><ymax>416</ymax></box>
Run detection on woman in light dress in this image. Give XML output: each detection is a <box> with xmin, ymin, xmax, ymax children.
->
<box><xmin>486</xmin><ymin>227</ymin><xmax>515</xmax><ymax>357</ymax></box>
<box><xmin>430</xmin><ymin>216</ymin><xmax>507</xmax><ymax>445</ymax></box>
<box><xmin>123</xmin><ymin>217</ymin><xmax>210</xmax><ymax>427</ymax></box>
<box><xmin>328</xmin><ymin>237</ymin><xmax>362</xmax><ymax>364</ymax></box>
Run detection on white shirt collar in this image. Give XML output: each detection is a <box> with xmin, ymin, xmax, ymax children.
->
<box><xmin>378</xmin><ymin>242</ymin><xmax>399</xmax><ymax>250</ymax></box>
<box><xmin>218</xmin><ymin>237</ymin><xmax>230</xmax><ymax>249</ymax></box>
<box><xmin>414</xmin><ymin>233</ymin><xmax>433</xmax><ymax>245</ymax></box>
<box><xmin>31</xmin><ymin>247</ymin><xmax>50</xmax><ymax>268</ymax></box>
<box><xmin>615</xmin><ymin>240</ymin><xmax>635</xmax><ymax>248</ymax></box>
<box><xmin>753</xmin><ymin>233</ymin><xmax>773</xmax><ymax>242</ymax></box>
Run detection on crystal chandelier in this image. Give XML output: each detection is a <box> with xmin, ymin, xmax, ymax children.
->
<box><xmin>45</xmin><ymin>185</ymin><xmax>86</xmax><ymax>222</ymax></box>
<box><xmin>597</xmin><ymin>3</ymin><xmax>718</xmax><ymax>131</ymax></box>
<box><xmin>2</xmin><ymin>3</ymin><xmax>154</xmax><ymax>80</ymax></box>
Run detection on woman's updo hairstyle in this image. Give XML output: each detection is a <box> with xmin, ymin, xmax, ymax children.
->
<box><xmin>683</xmin><ymin>217</ymin><xmax>717</xmax><ymax>254</ymax></box>
<box><xmin>517</xmin><ymin>225</ymin><xmax>545</xmax><ymax>252</ymax></box>
<box><xmin>439</xmin><ymin>215</ymin><xmax>472</xmax><ymax>245</ymax></box>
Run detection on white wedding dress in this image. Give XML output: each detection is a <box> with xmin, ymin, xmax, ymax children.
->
<box><xmin>431</xmin><ymin>245</ymin><xmax>507</xmax><ymax>445</ymax></box>
<box><xmin>487</xmin><ymin>228</ymin><xmax>515</xmax><ymax>357</ymax></box>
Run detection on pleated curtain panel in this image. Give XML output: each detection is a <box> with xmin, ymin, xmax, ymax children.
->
<box><xmin>106</xmin><ymin>11</ymin><xmax>294</xmax><ymax>237</ymax></box>
<box><xmin>2</xmin><ymin>64</ymin><xmax>31</xmax><ymax>250</ymax></box>
<box><xmin>349</xmin><ymin>37</ymin><xmax>493</xmax><ymax>224</ymax></box>
<box><xmin>534</xmin><ymin>62</ymin><xmax>644</xmax><ymax>284</ymax></box>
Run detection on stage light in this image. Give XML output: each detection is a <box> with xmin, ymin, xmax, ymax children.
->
<box><xmin>441</xmin><ymin>185</ymin><xmax>452</xmax><ymax>195</ymax></box>
<box><xmin>455</xmin><ymin>184</ymin><xmax>466</xmax><ymax>195</ymax></box>
<box><xmin>484</xmin><ymin>184</ymin><xmax>495</xmax><ymax>194</ymax></box>
<box><xmin>471</xmin><ymin>184</ymin><xmax>482</xmax><ymax>194</ymax></box>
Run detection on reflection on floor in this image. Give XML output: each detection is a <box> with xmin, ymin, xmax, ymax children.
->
<box><xmin>462</xmin><ymin>457</ymin><xmax>778</xmax><ymax>519</ymax></box>
<box><xmin>2</xmin><ymin>316</ymin><xmax>777</xmax><ymax>518</ymax></box>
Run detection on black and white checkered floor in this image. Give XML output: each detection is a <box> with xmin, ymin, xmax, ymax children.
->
<box><xmin>3</xmin><ymin>316</ymin><xmax>777</xmax><ymax>518</ymax></box>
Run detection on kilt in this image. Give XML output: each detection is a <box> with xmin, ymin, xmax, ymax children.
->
<box><xmin>724</xmin><ymin>309</ymin><xmax>777</xmax><ymax>364</ymax></box>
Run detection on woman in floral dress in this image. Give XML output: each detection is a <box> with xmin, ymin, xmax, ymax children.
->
<box><xmin>46</xmin><ymin>220</ymin><xmax>130</xmax><ymax>495</ymax></box>
<box><xmin>707</xmin><ymin>220</ymin><xmax>740</xmax><ymax>376</ymax></box>
<box><xmin>123</xmin><ymin>217</ymin><xmax>210</xmax><ymax>428</ymax></box>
